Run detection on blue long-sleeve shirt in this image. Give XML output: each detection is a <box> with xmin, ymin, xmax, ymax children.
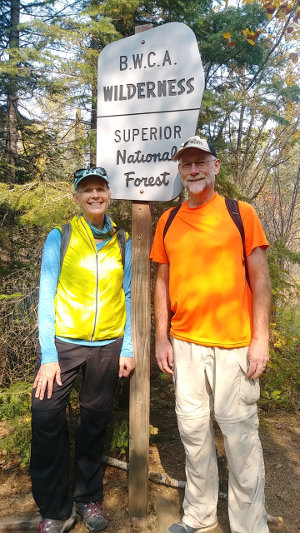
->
<box><xmin>38</xmin><ymin>228</ymin><xmax>133</xmax><ymax>364</ymax></box>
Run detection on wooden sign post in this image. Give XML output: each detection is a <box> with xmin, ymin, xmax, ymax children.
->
<box><xmin>96</xmin><ymin>22</ymin><xmax>204</xmax><ymax>517</ymax></box>
<box><xmin>129</xmin><ymin>201</ymin><xmax>152</xmax><ymax>516</ymax></box>
<box><xmin>128</xmin><ymin>24</ymin><xmax>152</xmax><ymax>518</ymax></box>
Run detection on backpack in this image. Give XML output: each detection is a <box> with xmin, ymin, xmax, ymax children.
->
<box><xmin>58</xmin><ymin>223</ymin><xmax>127</xmax><ymax>269</ymax></box>
<box><xmin>162</xmin><ymin>198</ymin><xmax>251</xmax><ymax>289</ymax></box>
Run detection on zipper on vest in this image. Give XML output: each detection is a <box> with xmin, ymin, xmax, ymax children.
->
<box><xmin>79</xmin><ymin>218</ymin><xmax>98</xmax><ymax>340</ymax></box>
<box><xmin>91</xmin><ymin>253</ymin><xmax>99</xmax><ymax>341</ymax></box>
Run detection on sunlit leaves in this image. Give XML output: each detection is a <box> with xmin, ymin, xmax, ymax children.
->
<box><xmin>222</xmin><ymin>31</ymin><xmax>236</xmax><ymax>46</ymax></box>
<box><xmin>196</xmin><ymin>3</ymin><xmax>268</xmax><ymax>70</ymax></box>
<box><xmin>244</xmin><ymin>0</ymin><xmax>299</xmax><ymax>40</ymax></box>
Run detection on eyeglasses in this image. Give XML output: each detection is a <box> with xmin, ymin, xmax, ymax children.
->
<box><xmin>74</xmin><ymin>167</ymin><xmax>107</xmax><ymax>180</ymax></box>
<box><xmin>180</xmin><ymin>159</ymin><xmax>216</xmax><ymax>171</ymax></box>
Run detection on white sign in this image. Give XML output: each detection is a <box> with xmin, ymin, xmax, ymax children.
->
<box><xmin>97</xmin><ymin>22</ymin><xmax>204</xmax><ymax>201</ymax></box>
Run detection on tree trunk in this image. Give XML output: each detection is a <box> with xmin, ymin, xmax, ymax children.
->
<box><xmin>89</xmin><ymin>29</ymin><xmax>98</xmax><ymax>168</ymax></box>
<box><xmin>5</xmin><ymin>0</ymin><xmax>20</xmax><ymax>186</ymax></box>
<box><xmin>75</xmin><ymin>108</ymin><xmax>85</xmax><ymax>169</ymax></box>
<box><xmin>90</xmin><ymin>83</ymin><xmax>97</xmax><ymax>167</ymax></box>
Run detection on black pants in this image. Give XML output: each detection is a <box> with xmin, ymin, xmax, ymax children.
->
<box><xmin>30</xmin><ymin>338</ymin><xmax>122</xmax><ymax>520</ymax></box>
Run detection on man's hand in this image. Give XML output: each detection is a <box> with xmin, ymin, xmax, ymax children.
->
<box><xmin>119</xmin><ymin>357</ymin><xmax>135</xmax><ymax>378</ymax></box>
<box><xmin>33</xmin><ymin>362</ymin><xmax>62</xmax><ymax>400</ymax></box>
<box><xmin>155</xmin><ymin>338</ymin><xmax>174</xmax><ymax>375</ymax></box>
<box><xmin>247</xmin><ymin>338</ymin><xmax>269</xmax><ymax>379</ymax></box>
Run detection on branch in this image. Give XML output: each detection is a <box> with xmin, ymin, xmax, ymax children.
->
<box><xmin>285</xmin><ymin>158</ymin><xmax>300</xmax><ymax>236</ymax></box>
<box><xmin>250</xmin><ymin>170</ymin><xmax>270</xmax><ymax>200</ymax></box>
<box><xmin>246</xmin><ymin>1</ymin><xmax>298</xmax><ymax>91</ymax></box>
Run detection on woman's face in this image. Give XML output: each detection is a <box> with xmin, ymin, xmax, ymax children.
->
<box><xmin>73</xmin><ymin>176</ymin><xmax>111</xmax><ymax>226</ymax></box>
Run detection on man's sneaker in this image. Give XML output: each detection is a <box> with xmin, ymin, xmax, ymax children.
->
<box><xmin>76</xmin><ymin>501</ymin><xmax>109</xmax><ymax>532</ymax></box>
<box><xmin>165</xmin><ymin>521</ymin><xmax>218</xmax><ymax>533</ymax></box>
<box><xmin>165</xmin><ymin>522</ymin><xmax>198</xmax><ymax>533</ymax></box>
<box><xmin>39</xmin><ymin>506</ymin><xmax>76</xmax><ymax>533</ymax></box>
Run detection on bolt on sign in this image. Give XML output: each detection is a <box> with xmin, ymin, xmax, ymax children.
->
<box><xmin>97</xmin><ymin>22</ymin><xmax>204</xmax><ymax>201</ymax></box>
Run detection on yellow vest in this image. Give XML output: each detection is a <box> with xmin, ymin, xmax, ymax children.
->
<box><xmin>54</xmin><ymin>215</ymin><xmax>126</xmax><ymax>341</ymax></box>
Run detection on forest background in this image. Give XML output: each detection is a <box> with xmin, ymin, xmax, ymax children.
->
<box><xmin>0</xmin><ymin>0</ymin><xmax>299</xmax><ymax>469</ymax></box>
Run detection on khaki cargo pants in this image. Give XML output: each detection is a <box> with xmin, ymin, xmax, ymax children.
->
<box><xmin>172</xmin><ymin>338</ymin><xmax>269</xmax><ymax>533</ymax></box>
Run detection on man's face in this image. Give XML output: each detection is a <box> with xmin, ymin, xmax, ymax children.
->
<box><xmin>178</xmin><ymin>148</ymin><xmax>220</xmax><ymax>196</ymax></box>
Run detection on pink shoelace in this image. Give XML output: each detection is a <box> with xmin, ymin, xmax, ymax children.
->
<box><xmin>83</xmin><ymin>501</ymin><xmax>108</xmax><ymax>519</ymax></box>
<box><xmin>39</xmin><ymin>519</ymin><xmax>54</xmax><ymax>533</ymax></box>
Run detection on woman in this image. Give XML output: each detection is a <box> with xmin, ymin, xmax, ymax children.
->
<box><xmin>30</xmin><ymin>167</ymin><xmax>134</xmax><ymax>533</ymax></box>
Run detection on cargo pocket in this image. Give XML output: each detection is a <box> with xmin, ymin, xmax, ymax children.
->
<box><xmin>238</xmin><ymin>363</ymin><xmax>260</xmax><ymax>405</ymax></box>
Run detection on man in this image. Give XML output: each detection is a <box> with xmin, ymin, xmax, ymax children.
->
<box><xmin>150</xmin><ymin>137</ymin><xmax>271</xmax><ymax>533</ymax></box>
<box><xmin>31</xmin><ymin>167</ymin><xmax>134</xmax><ymax>533</ymax></box>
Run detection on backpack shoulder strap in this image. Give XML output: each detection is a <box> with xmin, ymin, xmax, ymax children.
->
<box><xmin>225</xmin><ymin>198</ymin><xmax>251</xmax><ymax>290</ymax></box>
<box><xmin>117</xmin><ymin>229</ymin><xmax>127</xmax><ymax>269</ymax></box>
<box><xmin>57</xmin><ymin>223</ymin><xmax>72</xmax><ymax>268</ymax></box>
<box><xmin>163</xmin><ymin>205</ymin><xmax>181</xmax><ymax>241</ymax></box>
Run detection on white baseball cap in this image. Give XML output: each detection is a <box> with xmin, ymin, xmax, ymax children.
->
<box><xmin>174</xmin><ymin>136</ymin><xmax>218</xmax><ymax>161</ymax></box>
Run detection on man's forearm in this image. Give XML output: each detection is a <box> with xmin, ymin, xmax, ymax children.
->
<box><xmin>247</xmin><ymin>247</ymin><xmax>271</xmax><ymax>378</ymax></box>
<box><xmin>252</xmin><ymin>275</ymin><xmax>271</xmax><ymax>342</ymax></box>
<box><xmin>248</xmin><ymin>247</ymin><xmax>272</xmax><ymax>342</ymax></box>
<box><xmin>154</xmin><ymin>263</ymin><xmax>174</xmax><ymax>374</ymax></box>
<box><xmin>154</xmin><ymin>263</ymin><xmax>171</xmax><ymax>340</ymax></box>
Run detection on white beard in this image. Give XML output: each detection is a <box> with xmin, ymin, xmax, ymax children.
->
<box><xmin>187</xmin><ymin>180</ymin><xmax>207</xmax><ymax>194</ymax></box>
<box><xmin>186</xmin><ymin>175</ymin><xmax>215</xmax><ymax>195</ymax></box>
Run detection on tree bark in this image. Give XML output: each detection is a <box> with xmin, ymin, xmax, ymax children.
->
<box><xmin>5</xmin><ymin>0</ymin><xmax>20</xmax><ymax>186</ymax></box>
<box><xmin>90</xmin><ymin>81</ymin><xmax>97</xmax><ymax>167</ymax></box>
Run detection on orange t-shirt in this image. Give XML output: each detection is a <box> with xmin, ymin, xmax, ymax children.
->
<box><xmin>150</xmin><ymin>193</ymin><xmax>268</xmax><ymax>348</ymax></box>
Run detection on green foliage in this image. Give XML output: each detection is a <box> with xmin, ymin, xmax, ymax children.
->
<box><xmin>267</xmin><ymin>239</ymin><xmax>300</xmax><ymax>304</ymax></box>
<box><xmin>0</xmin><ymin>381</ymin><xmax>32</xmax><ymax>420</ymax></box>
<box><xmin>266</xmin><ymin>81</ymin><xmax>300</xmax><ymax>108</ymax></box>
<box><xmin>0</xmin><ymin>293</ymin><xmax>24</xmax><ymax>301</ymax></box>
<box><xmin>151</xmin><ymin>373</ymin><xmax>175</xmax><ymax>409</ymax></box>
<box><xmin>108</xmin><ymin>199</ymin><xmax>132</xmax><ymax>234</ymax></box>
<box><xmin>215</xmin><ymin>169</ymin><xmax>247</xmax><ymax>200</ymax></box>
<box><xmin>0</xmin><ymin>381</ymin><xmax>32</xmax><ymax>467</ymax></box>
<box><xmin>68</xmin><ymin>372</ymin><xmax>83</xmax><ymax>407</ymax></box>
<box><xmin>260</xmin><ymin>237</ymin><xmax>300</xmax><ymax>411</ymax></box>
<box><xmin>1</xmin><ymin>181</ymin><xmax>76</xmax><ymax>230</ymax></box>
<box><xmin>149</xmin><ymin>423</ymin><xmax>163</xmax><ymax>444</ymax></box>
<box><xmin>260</xmin><ymin>306</ymin><xmax>300</xmax><ymax>410</ymax></box>
<box><xmin>108</xmin><ymin>418</ymin><xmax>162</xmax><ymax>453</ymax></box>
<box><xmin>109</xmin><ymin>419</ymin><xmax>129</xmax><ymax>456</ymax></box>
<box><xmin>136</xmin><ymin>0</ymin><xmax>212</xmax><ymax>28</ymax></box>
<box><xmin>271</xmin><ymin>240</ymin><xmax>300</xmax><ymax>265</ymax></box>
<box><xmin>0</xmin><ymin>417</ymin><xmax>31</xmax><ymax>468</ymax></box>
<box><xmin>195</xmin><ymin>4</ymin><xmax>268</xmax><ymax>70</ymax></box>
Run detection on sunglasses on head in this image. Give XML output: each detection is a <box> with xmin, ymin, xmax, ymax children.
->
<box><xmin>74</xmin><ymin>167</ymin><xmax>108</xmax><ymax>180</ymax></box>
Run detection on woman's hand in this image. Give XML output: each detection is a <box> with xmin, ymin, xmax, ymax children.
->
<box><xmin>33</xmin><ymin>362</ymin><xmax>62</xmax><ymax>400</ymax></box>
<box><xmin>119</xmin><ymin>357</ymin><xmax>135</xmax><ymax>378</ymax></box>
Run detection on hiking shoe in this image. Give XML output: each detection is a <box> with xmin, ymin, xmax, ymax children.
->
<box><xmin>165</xmin><ymin>522</ymin><xmax>198</xmax><ymax>533</ymax></box>
<box><xmin>165</xmin><ymin>522</ymin><xmax>218</xmax><ymax>533</ymax></box>
<box><xmin>39</xmin><ymin>506</ymin><xmax>76</xmax><ymax>533</ymax></box>
<box><xmin>76</xmin><ymin>501</ymin><xmax>109</xmax><ymax>531</ymax></box>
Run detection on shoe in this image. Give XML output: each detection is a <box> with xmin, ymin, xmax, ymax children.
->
<box><xmin>39</xmin><ymin>506</ymin><xmax>76</xmax><ymax>533</ymax></box>
<box><xmin>165</xmin><ymin>521</ymin><xmax>218</xmax><ymax>533</ymax></box>
<box><xmin>165</xmin><ymin>521</ymin><xmax>198</xmax><ymax>533</ymax></box>
<box><xmin>76</xmin><ymin>501</ymin><xmax>109</xmax><ymax>531</ymax></box>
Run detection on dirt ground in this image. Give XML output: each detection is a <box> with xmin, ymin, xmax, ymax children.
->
<box><xmin>0</xmin><ymin>405</ymin><xmax>299</xmax><ymax>533</ymax></box>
